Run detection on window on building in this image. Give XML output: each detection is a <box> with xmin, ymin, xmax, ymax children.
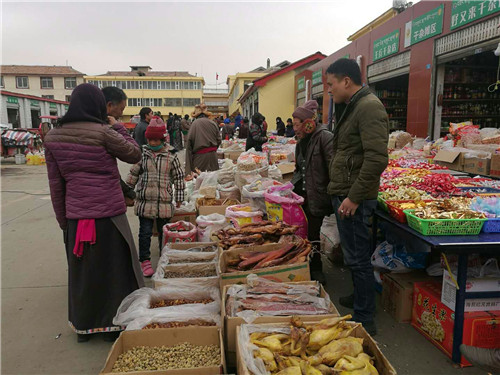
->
<box><xmin>0</xmin><ymin>76</ymin><xmax>4</xmax><ymax>88</ymax></box>
<box><xmin>42</xmin><ymin>95</ymin><xmax>55</xmax><ymax>99</ymax></box>
<box><xmin>64</xmin><ymin>77</ymin><xmax>77</xmax><ymax>89</ymax></box>
<box><xmin>65</xmin><ymin>95</ymin><xmax>71</xmax><ymax>102</ymax></box>
<box><xmin>16</xmin><ymin>76</ymin><xmax>29</xmax><ymax>89</ymax></box>
<box><xmin>164</xmin><ymin>98</ymin><xmax>182</xmax><ymax>107</ymax></box>
<box><xmin>182</xmin><ymin>81</ymin><xmax>190</xmax><ymax>90</ymax></box>
<box><xmin>183</xmin><ymin>98</ymin><xmax>201</xmax><ymax>106</ymax></box>
<box><xmin>41</xmin><ymin>77</ymin><xmax>54</xmax><ymax>89</ymax></box>
<box><xmin>175</xmin><ymin>81</ymin><xmax>180</xmax><ymax>90</ymax></box>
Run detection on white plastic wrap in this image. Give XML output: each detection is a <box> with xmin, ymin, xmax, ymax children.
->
<box><xmin>125</xmin><ymin>313</ymin><xmax>221</xmax><ymax>331</ymax></box>
<box><xmin>242</xmin><ymin>178</ymin><xmax>282</xmax><ymax>212</ymax></box>
<box><xmin>113</xmin><ymin>285</ymin><xmax>221</xmax><ymax>326</ymax></box>
<box><xmin>198</xmin><ymin>171</ymin><xmax>219</xmax><ymax>198</ymax></box>
<box><xmin>153</xmin><ymin>261</ymin><xmax>219</xmax><ymax>289</ymax></box>
<box><xmin>267</xmin><ymin>164</ymin><xmax>283</xmax><ymax>182</ymax></box>
<box><xmin>218</xmin><ymin>181</ymin><xmax>241</xmax><ymax>201</ymax></box>
<box><xmin>196</xmin><ymin>213</ymin><xmax>226</xmax><ymax>242</ymax></box>
<box><xmin>162</xmin><ymin>249</ymin><xmax>217</xmax><ymax>264</ymax></box>
<box><xmin>218</xmin><ymin>159</ymin><xmax>236</xmax><ymax>185</ymax></box>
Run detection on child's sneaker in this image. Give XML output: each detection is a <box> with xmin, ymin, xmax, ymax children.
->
<box><xmin>141</xmin><ymin>260</ymin><xmax>154</xmax><ymax>277</ymax></box>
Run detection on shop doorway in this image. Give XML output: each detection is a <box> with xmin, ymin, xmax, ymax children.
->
<box><xmin>7</xmin><ymin>108</ymin><xmax>20</xmax><ymax>128</ymax></box>
<box><xmin>370</xmin><ymin>74</ymin><xmax>409</xmax><ymax>132</ymax></box>
<box><xmin>438</xmin><ymin>50</ymin><xmax>499</xmax><ymax>136</ymax></box>
<box><xmin>31</xmin><ymin>109</ymin><xmax>40</xmax><ymax>128</ymax></box>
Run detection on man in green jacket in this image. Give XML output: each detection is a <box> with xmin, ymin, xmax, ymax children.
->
<box><xmin>326</xmin><ymin>59</ymin><xmax>389</xmax><ymax>335</ymax></box>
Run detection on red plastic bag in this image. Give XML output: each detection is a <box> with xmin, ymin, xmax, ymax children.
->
<box><xmin>162</xmin><ymin>221</ymin><xmax>197</xmax><ymax>246</ymax></box>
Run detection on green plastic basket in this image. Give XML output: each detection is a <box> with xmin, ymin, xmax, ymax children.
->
<box><xmin>377</xmin><ymin>194</ymin><xmax>388</xmax><ymax>212</ymax></box>
<box><xmin>404</xmin><ymin>210</ymin><xmax>486</xmax><ymax>236</ymax></box>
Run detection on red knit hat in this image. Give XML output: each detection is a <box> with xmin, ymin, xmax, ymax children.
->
<box><xmin>292</xmin><ymin>100</ymin><xmax>318</xmax><ymax>121</ymax></box>
<box><xmin>145</xmin><ymin>117</ymin><xmax>167</xmax><ymax>140</ymax></box>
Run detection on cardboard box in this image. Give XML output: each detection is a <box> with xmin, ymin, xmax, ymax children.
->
<box><xmin>197</xmin><ymin>199</ymin><xmax>240</xmax><ymax>217</ymax></box>
<box><xmin>236</xmin><ymin>323</ymin><xmax>397</xmax><ymax>375</ymax></box>
<box><xmin>219</xmin><ymin>243</ymin><xmax>311</xmax><ymax>291</ymax></box>
<box><xmin>441</xmin><ymin>270</ymin><xmax>500</xmax><ymax>312</ymax></box>
<box><xmin>170</xmin><ymin>210</ymin><xmax>197</xmax><ymax>225</ymax></box>
<box><xmin>463</xmin><ymin>157</ymin><xmax>491</xmax><ymax>175</ymax></box>
<box><xmin>434</xmin><ymin>150</ymin><xmax>464</xmax><ymax>171</ymax></box>
<box><xmin>382</xmin><ymin>271</ymin><xmax>437</xmax><ymax>323</ymax></box>
<box><xmin>490</xmin><ymin>153</ymin><xmax>500</xmax><ymax>177</ymax></box>
<box><xmin>277</xmin><ymin>162</ymin><xmax>295</xmax><ymax>182</ymax></box>
<box><xmin>412</xmin><ymin>281</ymin><xmax>500</xmax><ymax>366</ymax></box>
<box><xmin>223</xmin><ymin>282</ymin><xmax>339</xmax><ymax>366</ymax></box>
<box><xmin>224</xmin><ymin>150</ymin><xmax>243</xmax><ymax>162</ymax></box>
<box><xmin>100</xmin><ymin>327</ymin><xmax>226</xmax><ymax>375</ymax></box>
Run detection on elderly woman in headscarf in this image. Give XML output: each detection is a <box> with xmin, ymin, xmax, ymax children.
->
<box><xmin>184</xmin><ymin>103</ymin><xmax>221</xmax><ymax>175</ymax></box>
<box><xmin>44</xmin><ymin>83</ymin><xmax>144</xmax><ymax>343</ymax></box>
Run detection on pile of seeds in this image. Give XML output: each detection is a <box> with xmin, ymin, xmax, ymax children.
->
<box><xmin>163</xmin><ymin>269</ymin><xmax>216</xmax><ymax>278</ymax></box>
<box><xmin>111</xmin><ymin>343</ymin><xmax>220</xmax><ymax>372</ymax></box>
<box><xmin>143</xmin><ymin>320</ymin><xmax>216</xmax><ymax>329</ymax></box>
<box><xmin>150</xmin><ymin>298</ymin><xmax>213</xmax><ymax>308</ymax></box>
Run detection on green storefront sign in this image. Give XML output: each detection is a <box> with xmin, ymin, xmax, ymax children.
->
<box><xmin>297</xmin><ymin>77</ymin><xmax>305</xmax><ymax>91</ymax></box>
<box><xmin>30</xmin><ymin>100</ymin><xmax>40</xmax><ymax>107</ymax></box>
<box><xmin>49</xmin><ymin>102</ymin><xmax>57</xmax><ymax>109</ymax></box>
<box><xmin>64</xmin><ymin>105</ymin><xmax>69</xmax><ymax>110</ymax></box>
<box><xmin>407</xmin><ymin>4</ymin><xmax>444</xmax><ymax>46</ymax></box>
<box><xmin>7</xmin><ymin>96</ymin><xmax>18</xmax><ymax>104</ymax></box>
<box><xmin>312</xmin><ymin>70</ymin><xmax>322</xmax><ymax>86</ymax></box>
<box><xmin>451</xmin><ymin>0</ymin><xmax>500</xmax><ymax>30</ymax></box>
<box><xmin>373</xmin><ymin>29</ymin><xmax>400</xmax><ymax>62</ymax></box>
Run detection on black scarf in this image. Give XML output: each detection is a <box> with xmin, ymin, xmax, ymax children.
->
<box><xmin>59</xmin><ymin>83</ymin><xmax>107</xmax><ymax>125</ymax></box>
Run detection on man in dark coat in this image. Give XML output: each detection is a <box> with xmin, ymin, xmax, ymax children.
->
<box><xmin>246</xmin><ymin>112</ymin><xmax>267</xmax><ymax>151</ymax></box>
<box><xmin>276</xmin><ymin>117</ymin><xmax>286</xmax><ymax>136</ymax></box>
<box><xmin>326</xmin><ymin>58</ymin><xmax>389</xmax><ymax>336</ymax></box>
<box><xmin>291</xmin><ymin>100</ymin><xmax>333</xmax><ymax>285</ymax></box>
<box><xmin>238</xmin><ymin>117</ymin><xmax>250</xmax><ymax>139</ymax></box>
<box><xmin>133</xmin><ymin>107</ymin><xmax>153</xmax><ymax>148</ymax></box>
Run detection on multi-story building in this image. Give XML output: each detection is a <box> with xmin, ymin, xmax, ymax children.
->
<box><xmin>238</xmin><ymin>52</ymin><xmax>326</xmax><ymax>129</ymax></box>
<box><xmin>0</xmin><ymin>65</ymin><xmax>85</xmax><ymax>102</ymax></box>
<box><xmin>226</xmin><ymin>60</ymin><xmax>290</xmax><ymax>117</ymax></box>
<box><xmin>202</xmin><ymin>88</ymin><xmax>229</xmax><ymax>118</ymax></box>
<box><xmin>85</xmin><ymin>66</ymin><xmax>204</xmax><ymax>121</ymax></box>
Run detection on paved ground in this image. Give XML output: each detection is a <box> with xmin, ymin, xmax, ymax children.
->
<box><xmin>1</xmin><ymin>158</ymin><xmax>483</xmax><ymax>374</ymax></box>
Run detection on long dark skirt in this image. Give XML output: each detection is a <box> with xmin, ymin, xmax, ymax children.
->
<box><xmin>65</xmin><ymin>217</ymin><xmax>140</xmax><ymax>334</ymax></box>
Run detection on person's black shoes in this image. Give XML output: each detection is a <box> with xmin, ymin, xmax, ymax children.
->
<box><xmin>460</xmin><ymin>345</ymin><xmax>500</xmax><ymax>374</ymax></box>
<box><xmin>103</xmin><ymin>331</ymin><xmax>121</xmax><ymax>342</ymax></box>
<box><xmin>310</xmin><ymin>269</ymin><xmax>327</xmax><ymax>285</ymax></box>
<box><xmin>339</xmin><ymin>293</ymin><xmax>354</xmax><ymax>309</ymax></box>
<box><xmin>77</xmin><ymin>334</ymin><xmax>90</xmax><ymax>343</ymax></box>
<box><xmin>359</xmin><ymin>320</ymin><xmax>377</xmax><ymax>337</ymax></box>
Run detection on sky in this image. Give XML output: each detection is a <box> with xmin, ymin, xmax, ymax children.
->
<box><xmin>2</xmin><ymin>1</ymin><xmax>398</xmax><ymax>89</ymax></box>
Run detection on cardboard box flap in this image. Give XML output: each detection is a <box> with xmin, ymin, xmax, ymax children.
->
<box><xmin>434</xmin><ymin>150</ymin><xmax>462</xmax><ymax>163</ymax></box>
<box><xmin>277</xmin><ymin>162</ymin><xmax>295</xmax><ymax>175</ymax></box>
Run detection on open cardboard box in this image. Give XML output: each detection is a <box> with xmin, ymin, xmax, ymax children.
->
<box><xmin>197</xmin><ymin>198</ymin><xmax>240</xmax><ymax>216</ymax></box>
<box><xmin>434</xmin><ymin>149</ymin><xmax>464</xmax><ymax>171</ymax></box>
<box><xmin>218</xmin><ymin>243</ymin><xmax>311</xmax><ymax>291</ymax></box>
<box><xmin>100</xmin><ymin>327</ymin><xmax>226</xmax><ymax>375</ymax></box>
<box><xmin>170</xmin><ymin>210</ymin><xmax>197</xmax><ymax>225</ymax></box>
<box><xmin>236</xmin><ymin>322</ymin><xmax>397</xmax><ymax>375</ymax></box>
<box><xmin>277</xmin><ymin>162</ymin><xmax>295</xmax><ymax>182</ymax></box>
<box><xmin>222</xmin><ymin>282</ymin><xmax>339</xmax><ymax>366</ymax></box>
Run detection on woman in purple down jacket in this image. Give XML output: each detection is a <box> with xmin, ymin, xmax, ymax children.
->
<box><xmin>44</xmin><ymin>84</ymin><xmax>144</xmax><ymax>343</ymax></box>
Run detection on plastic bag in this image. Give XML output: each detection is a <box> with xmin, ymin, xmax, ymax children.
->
<box><xmin>196</xmin><ymin>213</ymin><xmax>226</xmax><ymax>242</ymax></box>
<box><xmin>479</xmin><ymin>258</ymin><xmax>500</xmax><ymax>278</ymax></box>
<box><xmin>218</xmin><ymin>159</ymin><xmax>236</xmax><ymax>185</ymax></box>
<box><xmin>162</xmin><ymin>221</ymin><xmax>197</xmax><ymax>246</ymax></box>
<box><xmin>237</xmin><ymin>148</ymin><xmax>269</xmax><ymax>171</ymax></box>
<box><xmin>113</xmin><ymin>285</ymin><xmax>221</xmax><ymax>326</ymax></box>
<box><xmin>242</xmin><ymin>178</ymin><xmax>282</xmax><ymax>212</ymax></box>
<box><xmin>225</xmin><ymin>204</ymin><xmax>264</xmax><ymax>228</ymax></box>
<box><xmin>162</xmin><ymin>249</ymin><xmax>217</xmax><ymax>264</ymax></box>
<box><xmin>320</xmin><ymin>214</ymin><xmax>340</xmax><ymax>262</ymax></box>
<box><xmin>125</xmin><ymin>312</ymin><xmax>221</xmax><ymax>331</ymax></box>
<box><xmin>371</xmin><ymin>241</ymin><xmax>428</xmax><ymax>272</ymax></box>
<box><xmin>218</xmin><ymin>181</ymin><xmax>241</xmax><ymax>201</ymax></box>
<box><xmin>153</xmin><ymin>261</ymin><xmax>219</xmax><ymax>289</ymax></box>
<box><xmin>264</xmin><ymin>182</ymin><xmax>307</xmax><ymax>238</ymax></box>
<box><xmin>199</xmin><ymin>171</ymin><xmax>219</xmax><ymax>198</ymax></box>
<box><xmin>267</xmin><ymin>164</ymin><xmax>283</xmax><ymax>182</ymax></box>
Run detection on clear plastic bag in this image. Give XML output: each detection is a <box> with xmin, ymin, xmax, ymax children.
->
<box><xmin>196</xmin><ymin>213</ymin><xmax>226</xmax><ymax>242</ymax></box>
<box><xmin>267</xmin><ymin>164</ymin><xmax>283</xmax><ymax>182</ymax></box>
<box><xmin>125</xmin><ymin>312</ymin><xmax>221</xmax><ymax>331</ymax></box>
<box><xmin>218</xmin><ymin>181</ymin><xmax>241</xmax><ymax>201</ymax></box>
<box><xmin>162</xmin><ymin>249</ymin><xmax>217</xmax><ymax>264</ymax></box>
<box><xmin>153</xmin><ymin>262</ymin><xmax>219</xmax><ymax>289</ymax></box>
<box><xmin>242</xmin><ymin>178</ymin><xmax>282</xmax><ymax>212</ymax></box>
<box><xmin>113</xmin><ymin>285</ymin><xmax>221</xmax><ymax>326</ymax></box>
<box><xmin>218</xmin><ymin>159</ymin><xmax>236</xmax><ymax>185</ymax></box>
<box><xmin>225</xmin><ymin>204</ymin><xmax>263</xmax><ymax>228</ymax></box>
<box><xmin>237</xmin><ymin>148</ymin><xmax>269</xmax><ymax>171</ymax></box>
<box><xmin>246</xmin><ymin>274</ymin><xmax>320</xmax><ymax>295</ymax></box>
<box><xmin>199</xmin><ymin>170</ymin><xmax>219</xmax><ymax>198</ymax></box>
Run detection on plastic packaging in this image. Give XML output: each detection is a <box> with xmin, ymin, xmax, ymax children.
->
<box><xmin>162</xmin><ymin>248</ymin><xmax>217</xmax><ymax>264</ymax></box>
<box><xmin>113</xmin><ymin>285</ymin><xmax>221</xmax><ymax>326</ymax></box>
<box><xmin>267</xmin><ymin>164</ymin><xmax>283</xmax><ymax>182</ymax></box>
<box><xmin>153</xmin><ymin>262</ymin><xmax>219</xmax><ymax>289</ymax></box>
<box><xmin>371</xmin><ymin>241</ymin><xmax>428</xmax><ymax>272</ymax></box>
<box><xmin>162</xmin><ymin>221</ymin><xmax>197</xmax><ymax>246</ymax></box>
<box><xmin>225</xmin><ymin>204</ymin><xmax>264</xmax><ymax>228</ymax></box>
<box><xmin>320</xmin><ymin>214</ymin><xmax>340</xmax><ymax>264</ymax></box>
<box><xmin>125</xmin><ymin>312</ymin><xmax>221</xmax><ymax>331</ymax></box>
<box><xmin>264</xmin><ymin>182</ymin><xmax>308</xmax><ymax>238</ymax></box>
<box><xmin>196</xmin><ymin>213</ymin><xmax>226</xmax><ymax>242</ymax></box>
<box><xmin>218</xmin><ymin>159</ymin><xmax>236</xmax><ymax>185</ymax></box>
<box><xmin>218</xmin><ymin>181</ymin><xmax>241</xmax><ymax>201</ymax></box>
<box><xmin>199</xmin><ymin>171</ymin><xmax>219</xmax><ymax>198</ymax></box>
<box><xmin>242</xmin><ymin>178</ymin><xmax>282</xmax><ymax>212</ymax></box>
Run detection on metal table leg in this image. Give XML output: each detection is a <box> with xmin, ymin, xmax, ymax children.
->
<box><xmin>451</xmin><ymin>253</ymin><xmax>468</xmax><ymax>364</ymax></box>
